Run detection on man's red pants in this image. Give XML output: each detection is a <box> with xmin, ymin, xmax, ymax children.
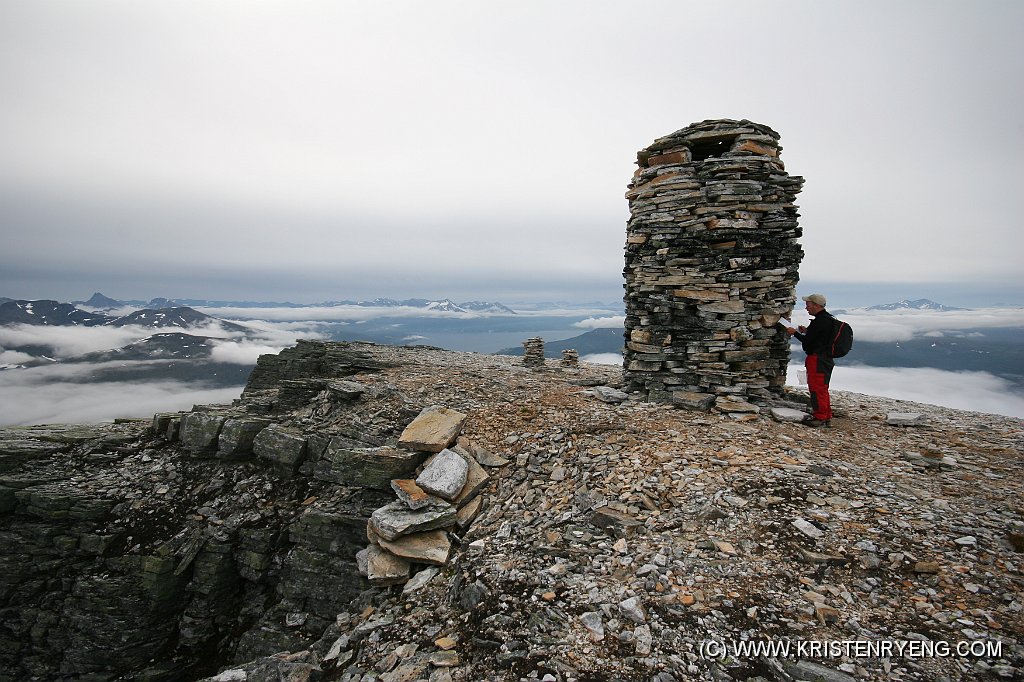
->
<box><xmin>805</xmin><ymin>354</ymin><xmax>834</xmax><ymax>421</ymax></box>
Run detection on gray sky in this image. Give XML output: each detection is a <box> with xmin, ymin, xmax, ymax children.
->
<box><xmin>2</xmin><ymin>0</ymin><xmax>1022</xmax><ymax>304</ymax></box>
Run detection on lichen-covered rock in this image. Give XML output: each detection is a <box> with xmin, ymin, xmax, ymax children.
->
<box><xmin>180</xmin><ymin>412</ymin><xmax>228</xmax><ymax>452</ymax></box>
<box><xmin>315</xmin><ymin>442</ymin><xmax>425</xmax><ymax>489</ymax></box>
<box><xmin>253</xmin><ymin>424</ymin><xmax>307</xmax><ymax>475</ymax></box>
<box><xmin>217</xmin><ymin>418</ymin><xmax>271</xmax><ymax>458</ymax></box>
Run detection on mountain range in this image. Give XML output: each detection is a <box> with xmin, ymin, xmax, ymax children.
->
<box><xmin>64</xmin><ymin>292</ymin><xmax>518</xmax><ymax>314</ymax></box>
<box><xmin>3</xmin><ymin>294</ymin><xmax>1023</xmax><ymax>392</ymax></box>
<box><xmin>0</xmin><ymin>299</ymin><xmax>249</xmax><ymax>331</ymax></box>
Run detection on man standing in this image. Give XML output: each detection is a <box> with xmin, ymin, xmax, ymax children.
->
<box><xmin>786</xmin><ymin>294</ymin><xmax>835</xmax><ymax>427</ymax></box>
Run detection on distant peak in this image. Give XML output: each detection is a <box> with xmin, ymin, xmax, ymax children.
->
<box><xmin>866</xmin><ymin>299</ymin><xmax>962</xmax><ymax>311</ymax></box>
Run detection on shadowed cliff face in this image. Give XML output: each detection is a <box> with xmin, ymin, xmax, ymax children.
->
<box><xmin>1</xmin><ymin>341</ymin><xmax>1022</xmax><ymax>682</ymax></box>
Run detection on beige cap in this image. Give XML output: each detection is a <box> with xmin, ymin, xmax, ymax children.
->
<box><xmin>802</xmin><ymin>293</ymin><xmax>827</xmax><ymax>307</ymax></box>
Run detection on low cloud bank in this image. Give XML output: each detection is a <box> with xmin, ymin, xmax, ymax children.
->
<box><xmin>0</xmin><ymin>324</ymin><xmax>155</xmax><ymax>358</ymax></box>
<box><xmin>582</xmin><ymin>352</ymin><xmax>624</xmax><ymax>366</ymax></box>
<box><xmin>789</xmin><ymin>364</ymin><xmax>1024</xmax><ymax>419</ymax></box>
<box><xmin>208</xmin><ymin>340</ymin><xmax>284</xmax><ymax>365</ymax></box>
<box><xmin>0</xmin><ymin>379</ymin><xmax>242</xmax><ymax>427</ymax></box>
<box><xmin>0</xmin><ymin>349</ymin><xmax>36</xmax><ymax>365</ymax></box>
<box><xmin>818</xmin><ymin>307</ymin><xmax>1024</xmax><ymax>344</ymax></box>
<box><xmin>574</xmin><ymin>316</ymin><xmax>625</xmax><ymax>330</ymax></box>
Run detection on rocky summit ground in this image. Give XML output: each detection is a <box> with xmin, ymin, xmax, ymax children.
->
<box><xmin>2</xmin><ymin>341</ymin><xmax>1022</xmax><ymax>682</ymax></box>
<box><xmin>211</xmin><ymin>343</ymin><xmax>1023</xmax><ymax>682</ymax></box>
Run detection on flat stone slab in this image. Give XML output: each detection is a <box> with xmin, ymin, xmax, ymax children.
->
<box><xmin>376</xmin><ymin>529</ymin><xmax>452</xmax><ymax>565</ymax></box>
<box><xmin>771</xmin><ymin>407</ymin><xmax>808</xmax><ymax>423</ymax></box>
<box><xmin>472</xmin><ymin>446</ymin><xmax>509</xmax><ymax>467</ymax></box>
<box><xmin>356</xmin><ymin>545</ymin><xmax>410</xmax><ymax>586</ymax></box>
<box><xmin>887</xmin><ymin>412</ymin><xmax>926</xmax><ymax>426</ymax></box>
<box><xmin>792</xmin><ymin>518</ymin><xmax>825</xmax><ymax>539</ymax></box>
<box><xmin>455</xmin><ymin>495</ymin><xmax>483</xmax><ymax>532</ymax></box>
<box><xmin>398</xmin><ymin>406</ymin><xmax>468</xmax><ymax>453</ymax></box>
<box><xmin>715</xmin><ymin>397</ymin><xmax>759</xmax><ymax>413</ymax></box>
<box><xmin>672</xmin><ymin>391</ymin><xmax>715</xmax><ymax>411</ymax></box>
<box><xmin>452</xmin><ymin>451</ymin><xmax>490</xmax><ymax>507</ymax></box>
<box><xmin>591</xmin><ymin>506</ymin><xmax>644</xmax><ymax>536</ymax></box>
<box><xmin>403</xmin><ymin>566</ymin><xmax>440</xmax><ymax>594</ymax></box>
<box><xmin>391</xmin><ymin>478</ymin><xmax>434</xmax><ymax>510</ymax></box>
<box><xmin>416</xmin><ymin>448</ymin><xmax>468</xmax><ymax>501</ymax></box>
<box><xmin>369</xmin><ymin>499</ymin><xmax>456</xmax><ymax>541</ymax></box>
<box><xmin>327</xmin><ymin>379</ymin><xmax>366</xmax><ymax>399</ymax></box>
<box><xmin>592</xmin><ymin>386</ymin><xmax>628</xmax><ymax>403</ymax></box>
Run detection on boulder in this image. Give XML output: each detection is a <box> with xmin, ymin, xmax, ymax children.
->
<box><xmin>415</xmin><ymin>449</ymin><xmax>468</xmax><ymax>501</ymax></box>
<box><xmin>316</xmin><ymin>442</ymin><xmax>425</xmax><ymax>489</ymax></box>
<box><xmin>217</xmin><ymin>418</ymin><xmax>271</xmax><ymax>458</ymax></box>
<box><xmin>253</xmin><ymin>425</ymin><xmax>307</xmax><ymax>475</ymax></box>
<box><xmin>180</xmin><ymin>412</ymin><xmax>227</xmax><ymax>453</ymax></box>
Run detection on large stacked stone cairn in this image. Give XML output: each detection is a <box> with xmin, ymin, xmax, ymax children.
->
<box><xmin>561</xmin><ymin>349</ymin><xmax>579</xmax><ymax>368</ymax></box>
<box><xmin>522</xmin><ymin>337</ymin><xmax>545</xmax><ymax>367</ymax></box>
<box><xmin>357</xmin><ymin>406</ymin><xmax>491</xmax><ymax>586</ymax></box>
<box><xmin>623</xmin><ymin>118</ymin><xmax>805</xmax><ymax>409</ymax></box>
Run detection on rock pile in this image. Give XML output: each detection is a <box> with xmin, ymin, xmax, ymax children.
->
<box><xmin>523</xmin><ymin>337</ymin><xmax>546</xmax><ymax>367</ymax></box>
<box><xmin>623</xmin><ymin>119</ymin><xmax>805</xmax><ymax>407</ymax></box>
<box><xmin>357</xmin><ymin>406</ymin><xmax>491</xmax><ymax>586</ymax></box>
<box><xmin>561</xmin><ymin>349</ymin><xmax>580</xmax><ymax>368</ymax></box>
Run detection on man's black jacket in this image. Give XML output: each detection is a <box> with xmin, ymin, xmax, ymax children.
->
<box><xmin>794</xmin><ymin>310</ymin><xmax>836</xmax><ymax>356</ymax></box>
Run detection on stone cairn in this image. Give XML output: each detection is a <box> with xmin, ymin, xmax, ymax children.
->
<box><xmin>561</xmin><ymin>349</ymin><xmax>579</xmax><ymax>368</ymax></box>
<box><xmin>623</xmin><ymin>119</ymin><xmax>804</xmax><ymax>408</ymax></box>
<box><xmin>522</xmin><ymin>337</ymin><xmax>545</xmax><ymax>367</ymax></box>
<box><xmin>357</xmin><ymin>406</ymin><xmax>494</xmax><ymax>587</ymax></box>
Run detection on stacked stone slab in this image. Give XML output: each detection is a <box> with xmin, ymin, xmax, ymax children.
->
<box><xmin>623</xmin><ymin>119</ymin><xmax>804</xmax><ymax>405</ymax></box>
<box><xmin>357</xmin><ymin>406</ymin><xmax>490</xmax><ymax>586</ymax></box>
<box><xmin>522</xmin><ymin>337</ymin><xmax>545</xmax><ymax>367</ymax></box>
<box><xmin>561</xmin><ymin>349</ymin><xmax>579</xmax><ymax>368</ymax></box>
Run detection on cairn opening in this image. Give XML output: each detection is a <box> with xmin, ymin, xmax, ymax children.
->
<box><xmin>622</xmin><ymin>119</ymin><xmax>805</xmax><ymax>408</ymax></box>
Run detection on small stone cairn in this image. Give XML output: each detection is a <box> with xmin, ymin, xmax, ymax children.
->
<box><xmin>561</xmin><ymin>349</ymin><xmax>579</xmax><ymax>368</ymax></box>
<box><xmin>623</xmin><ymin>119</ymin><xmax>805</xmax><ymax>408</ymax></box>
<box><xmin>356</xmin><ymin>406</ymin><xmax>495</xmax><ymax>587</ymax></box>
<box><xmin>522</xmin><ymin>337</ymin><xmax>545</xmax><ymax>368</ymax></box>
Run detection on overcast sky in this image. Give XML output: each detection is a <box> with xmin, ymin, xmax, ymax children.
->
<box><xmin>2</xmin><ymin>0</ymin><xmax>1022</xmax><ymax>305</ymax></box>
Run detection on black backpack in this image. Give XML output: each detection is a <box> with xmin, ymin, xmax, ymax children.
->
<box><xmin>829</xmin><ymin>319</ymin><xmax>854</xmax><ymax>358</ymax></box>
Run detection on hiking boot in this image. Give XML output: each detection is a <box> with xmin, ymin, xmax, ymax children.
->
<box><xmin>804</xmin><ymin>418</ymin><xmax>831</xmax><ymax>428</ymax></box>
